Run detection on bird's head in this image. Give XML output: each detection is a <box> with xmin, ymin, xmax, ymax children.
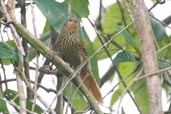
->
<box><xmin>64</xmin><ymin>18</ymin><xmax>80</xmax><ymax>32</ymax></box>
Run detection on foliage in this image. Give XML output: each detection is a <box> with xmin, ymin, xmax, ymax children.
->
<box><xmin>0</xmin><ymin>0</ymin><xmax>170</xmax><ymax>114</ymax></box>
<box><xmin>0</xmin><ymin>41</ymin><xmax>19</xmax><ymax>64</ymax></box>
<box><xmin>0</xmin><ymin>90</ymin><xmax>9</xmax><ymax>113</ymax></box>
<box><xmin>5</xmin><ymin>89</ymin><xmax>43</xmax><ymax>113</ymax></box>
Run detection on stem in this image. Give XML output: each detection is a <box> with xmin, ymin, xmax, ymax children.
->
<box><xmin>130</xmin><ymin>0</ymin><xmax>163</xmax><ymax>114</ymax></box>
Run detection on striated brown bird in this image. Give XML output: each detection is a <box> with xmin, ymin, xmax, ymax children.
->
<box><xmin>53</xmin><ymin>18</ymin><xmax>102</xmax><ymax>102</ymax></box>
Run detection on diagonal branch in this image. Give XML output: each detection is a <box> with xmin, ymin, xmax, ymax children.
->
<box><xmin>13</xmin><ymin>21</ymin><xmax>103</xmax><ymax>113</ymax></box>
<box><xmin>2</xmin><ymin>0</ymin><xmax>27</xmax><ymax>114</ymax></box>
<box><xmin>0</xmin><ymin>5</ymin><xmax>104</xmax><ymax>112</ymax></box>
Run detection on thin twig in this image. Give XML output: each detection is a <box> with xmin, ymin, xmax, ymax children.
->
<box><xmin>29</xmin><ymin>66</ymin><xmax>57</xmax><ymax>75</ymax></box>
<box><xmin>136</xmin><ymin>66</ymin><xmax>171</xmax><ymax>81</ymax></box>
<box><xmin>30</xmin><ymin>0</ymin><xmax>38</xmax><ymax>37</ymax></box>
<box><xmin>0</xmin><ymin>28</ymin><xmax>4</xmax><ymax>41</ymax></box>
<box><xmin>150</xmin><ymin>14</ymin><xmax>171</xmax><ymax>29</ymax></box>
<box><xmin>0</xmin><ymin>0</ymin><xmax>25</xmax><ymax>55</ymax></box>
<box><xmin>88</xmin><ymin>17</ymin><xmax>142</xmax><ymax>113</ymax></box>
<box><xmin>31</xmin><ymin>55</ymin><xmax>39</xmax><ymax>112</ymax></box>
<box><xmin>148</xmin><ymin>0</ymin><xmax>165</xmax><ymax>12</ymax></box>
<box><xmin>2</xmin><ymin>0</ymin><xmax>50</xmax><ymax>111</ymax></box>
<box><xmin>4</xmin><ymin>0</ymin><xmax>27</xmax><ymax>113</ymax></box>
<box><xmin>0</xmin><ymin>97</ymin><xmax>35</xmax><ymax>114</ymax></box>
<box><xmin>20</xmin><ymin>0</ymin><xmax>32</xmax><ymax>101</ymax></box>
<box><xmin>13</xmin><ymin>64</ymin><xmax>53</xmax><ymax>110</ymax></box>
<box><xmin>0</xmin><ymin>78</ymin><xmax>57</xmax><ymax>93</ymax></box>
<box><xmin>96</xmin><ymin>0</ymin><xmax>103</xmax><ymax>31</ymax></box>
<box><xmin>117</xmin><ymin>68</ymin><xmax>143</xmax><ymax>114</ymax></box>
<box><xmin>68</xmin><ymin>0</ymin><xmax>72</xmax><ymax>18</ymax></box>
<box><xmin>16</xmin><ymin>70</ymin><xmax>26</xmax><ymax>114</ymax></box>
<box><xmin>117</xmin><ymin>0</ymin><xmax>127</xmax><ymax>26</ymax></box>
<box><xmin>6</xmin><ymin>15</ymin><xmax>135</xmax><ymax>114</ymax></box>
<box><xmin>49</xmin><ymin>21</ymin><xmax>134</xmax><ymax>106</ymax></box>
<box><xmin>157</xmin><ymin>43</ymin><xmax>171</xmax><ymax>53</ymax></box>
<box><xmin>0</xmin><ymin>60</ymin><xmax>8</xmax><ymax>90</ymax></box>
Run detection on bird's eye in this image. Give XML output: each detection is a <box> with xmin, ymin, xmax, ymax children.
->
<box><xmin>68</xmin><ymin>18</ymin><xmax>73</xmax><ymax>22</ymax></box>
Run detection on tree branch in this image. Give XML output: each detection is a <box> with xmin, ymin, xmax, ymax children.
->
<box><xmin>130</xmin><ymin>0</ymin><xmax>163</xmax><ymax>114</ymax></box>
<box><xmin>2</xmin><ymin>0</ymin><xmax>27</xmax><ymax>113</ymax></box>
<box><xmin>0</xmin><ymin>7</ymin><xmax>103</xmax><ymax>114</ymax></box>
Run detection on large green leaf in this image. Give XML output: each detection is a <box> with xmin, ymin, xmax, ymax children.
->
<box><xmin>132</xmin><ymin>80</ymin><xmax>150</xmax><ymax>114</ymax></box>
<box><xmin>92</xmin><ymin>37</ymin><xmax>108</xmax><ymax>60</ymax></box>
<box><xmin>70</xmin><ymin>0</ymin><xmax>89</xmax><ymax>18</ymax></box>
<box><xmin>110</xmin><ymin>62</ymin><xmax>137</xmax><ymax>106</ymax></box>
<box><xmin>113</xmin><ymin>50</ymin><xmax>137</xmax><ymax>64</ymax></box>
<box><xmin>158</xmin><ymin>61</ymin><xmax>171</xmax><ymax>68</ymax></box>
<box><xmin>102</xmin><ymin>2</ymin><xmax>131</xmax><ymax>34</ymax></box>
<box><xmin>0</xmin><ymin>41</ymin><xmax>19</xmax><ymax>64</ymax></box>
<box><xmin>151</xmin><ymin>17</ymin><xmax>165</xmax><ymax>40</ymax></box>
<box><xmin>118</xmin><ymin>63</ymin><xmax>137</xmax><ymax>83</ymax></box>
<box><xmin>0</xmin><ymin>90</ymin><xmax>9</xmax><ymax>113</ymax></box>
<box><xmin>101</xmin><ymin>2</ymin><xmax>139</xmax><ymax>52</ymax></box>
<box><xmin>93</xmin><ymin>36</ymin><xmax>126</xmax><ymax>60</ymax></box>
<box><xmin>5</xmin><ymin>89</ymin><xmax>43</xmax><ymax>113</ymax></box>
<box><xmin>115</xmin><ymin>25</ymin><xmax>139</xmax><ymax>53</ymax></box>
<box><xmin>0</xmin><ymin>42</ymin><xmax>18</xmax><ymax>60</ymax></box>
<box><xmin>35</xmin><ymin>0</ymin><xmax>67</xmax><ymax>32</ymax></box>
<box><xmin>96</xmin><ymin>2</ymin><xmax>139</xmax><ymax>60</ymax></box>
<box><xmin>65</xmin><ymin>83</ymin><xmax>88</xmax><ymax>111</ymax></box>
<box><xmin>158</xmin><ymin>34</ymin><xmax>171</xmax><ymax>61</ymax></box>
<box><xmin>42</xmin><ymin>20</ymin><xmax>51</xmax><ymax>34</ymax></box>
<box><xmin>110</xmin><ymin>86</ymin><xmax>123</xmax><ymax>106</ymax></box>
<box><xmin>35</xmin><ymin>0</ymin><xmax>89</xmax><ymax>33</ymax></box>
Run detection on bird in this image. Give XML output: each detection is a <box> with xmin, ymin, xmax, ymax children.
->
<box><xmin>53</xmin><ymin>18</ymin><xmax>102</xmax><ymax>102</ymax></box>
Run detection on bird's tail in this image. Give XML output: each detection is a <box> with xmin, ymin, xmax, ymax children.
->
<box><xmin>80</xmin><ymin>67</ymin><xmax>102</xmax><ymax>102</ymax></box>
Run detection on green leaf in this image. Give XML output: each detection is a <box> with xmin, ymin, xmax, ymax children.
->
<box><xmin>0</xmin><ymin>42</ymin><xmax>18</xmax><ymax>60</ymax></box>
<box><xmin>100</xmin><ymin>2</ymin><xmax>140</xmax><ymax>58</ymax></box>
<box><xmin>151</xmin><ymin>17</ymin><xmax>165</xmax><ymax>40</ymax></box>
<box><xmin>0</xmin><ymin>41</ymin><xmax>19</xmax><ymax>64</ymax></box>
<box><xmin>35</xmin><ymin>0</ymin><xmax>68</xmax><ymax>32</ymax></box>
<box><xmin>115</xmin><ymin>25</ymin><xmax>139</xmax><ymax>53</ymax></box>
<box><xmin>158</xmin><ymin>61</ymin><xmax>171</xmax><ymax>68</ymax></box>
<box><xmin>5</xmin><ymin>89</ymin><xmax>43</xmax><ymax>113</ymax></box>
<box><xmin>111</xmin><ymin>62</ymin><xmax>137</xmax><ymax>106</ymax></box>
<box><xmin>70</xmin><ymin>0</ymin><xmax>89</xmax><ymax>18</ymax></box>
<box><xmin>93</xmin><ymin>36</ymin><xmax>122</xmax><ymax>60</ymax></box>
<box><xmin>42</xmin><ymin>20</ymin><xmax>51</xmax><ymax>34</ymax></box>
<box><xmin>0</xmin><ymin>90</ymin><xmax>9</xmax><ymax>113</ymax></box>
<box><xmin>110</xmin><ymin>87</ymin><xmax>123</xmax><ymax>106</ymax></box>
<box><xmin>132</xmin><ymin>80</ymin><xmax>150</xmax><ymax>113</ymax></box>
<box><xmin>113</xmin><ymin>50</ymin><xmax>137</xmax><ymax>64</ymax></box>
<box><xmin>102</xmin><ymin>2</ymin><xmax>131</xmax><ymax>34</ymax></box>
<box><xmin>158</xmin><ymin>34</ymin><xmax>171</xmax><ymax>61</ymax></box>
<box><xmin>65</xmin><ymin>83</ymin><xmax>88</xmax><ymax>111</ymax></box>
<box><xmin>35</xmin><ymin>0</ymin><xmax>89</xmax><ymax>33</ymax></box>
<box><xmin>98</xmin><ymin>2</ymin><xmax>139</xmax><ymax>60</ymax></box>
<box><xmin>118</xmin><ymin>62</ymin><xmax>137</xmax><ymax>79</ymax></box>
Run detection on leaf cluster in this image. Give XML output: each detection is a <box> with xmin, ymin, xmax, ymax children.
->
<box><xmin>0</xmin><ymin>0</ymin><xmax>171</xmax><ymax>114</ymax></box>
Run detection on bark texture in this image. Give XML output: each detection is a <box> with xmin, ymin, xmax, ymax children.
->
<box><xmin>130</xmin><ymin>0</ymin><xmax>163</xmax><ymax>114</ymax></box>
